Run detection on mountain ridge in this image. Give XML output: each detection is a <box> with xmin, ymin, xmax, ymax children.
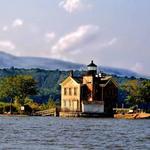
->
<box><xmin>0</xmin><ymin>51</ymin><xmax>149</xmax><ymax>78</ymax></box>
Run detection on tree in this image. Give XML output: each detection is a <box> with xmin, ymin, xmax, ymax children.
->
<box><xmin>0</xmin><ymin>77</ymin><xmax>18</xmax><ymax>114</ymax></box>
<box><xmin>122</xmin><ymin>80</ymin><xmax>143</xmax><ymax>106</ymax></box>
<box><xmin>122</xmin><ymin>79</ymin><xmax>150</xmax><ymax>108</ymax></box>
<box><xmin>0</xmin><ymin>75</ymin><xmax>37</xmax><ymax>114</ymax></box>
<box><xmin>40</xmin><ymin>99</ymin><xmax>56</xmax><ymax>111</ymax></box>
<box><xmin>47</xmin><ymin>99</ymin><xmax>56</xmax><ymax>109</ymax></box>
<box><xmin>15</xmin><ymin>75</ymin><xmax>37</xmax><ymax>105</ymax></box>
<box><xmin>138</xmin><ymin>80</ymin><xmax>150</xmax><ymax>103</ymax></box>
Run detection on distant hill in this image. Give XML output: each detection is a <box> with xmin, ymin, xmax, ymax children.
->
<box><xmin>0</xmin><ymin>51</ymin><xmax>149</xmax><ymax>78</ymax></box>
<box><xmin>0</xmin><ymin>51</ymin><xmax>83</xmax><ymax>70</ymax></box>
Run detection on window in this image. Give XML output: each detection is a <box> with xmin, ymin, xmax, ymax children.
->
<box><xmin>74</xmin><ymin>87</ymin><xmax>77</xmax><ymax>95</ymax></box>
<box><xmin>69</xmin><ymin>88</ymin><xmax>72</xmax><ymax>95</ymax></box>
<box><xmin>69</xmin><ymin>100</ymin><xmax>71</xmax><ymax>107</ymax></box>
<box><xmin>64</xmin><ymin>88</ymin><xmax>67</xmax><ymax>95</ymax></box>
<box><xmin>64</xmin><ymin>100</ymin><xmax>66</xmax><ymax>107</ymax></box>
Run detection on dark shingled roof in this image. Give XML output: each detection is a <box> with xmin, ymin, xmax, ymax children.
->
<box><xmin>99</xmin><ymin>76</ymin><xmax>115</xmax><ymax>87</ymax></box>
<box><xmin>100</xmin><ymin>80</ymin><xmax>109</xmax><ymax>84</ymax></box>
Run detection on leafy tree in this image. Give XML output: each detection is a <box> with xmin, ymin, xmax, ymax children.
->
<box><xmin>0</xmin><ymin>77</ymin><xmax>18</xmax><ymax>113</ymax></box>
<box><xmin>138</xmin><ymin>80</ymin><xmax>150</xmax><ymax>103</ymax></box>
<box><xmin>122</xmin><ymin>79</ymin><xmax>150</xmax><ymax>108</ymax></box>
<box><xmin>15</xmin><ymin>75</ymin><xmax>37</xmax><ymax>105</ymax></box>
<box><xmin>24</xmin><ymin>98</ymin><xmax>40</xmax><ymax>112</ymax></box>
<box><xmin>0</xmin><ymin>75</ymin><xmax>37</xmax><ymax>114</ymax></box>
<box><xmin>122</xmin><ymin>80</ymin><xmax>143</xmax><ymax>106</ymax></box>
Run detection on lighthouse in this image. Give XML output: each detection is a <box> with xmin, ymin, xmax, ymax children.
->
<box><xmin>87</xmin><ymin>60</ymin><xmax>97</xmax><ymax>75</ymax></box>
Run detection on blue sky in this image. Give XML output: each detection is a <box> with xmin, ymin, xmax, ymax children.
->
<box><xmin>0</xmin><ymin>0</ymin><xmax>150</xmax><ymax>75</ymax></box>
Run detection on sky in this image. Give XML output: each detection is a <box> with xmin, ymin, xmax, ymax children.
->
<box><xmin>0</xmin><ymin>0</ymin><xmax>150</xmax><ymax>75</ymax></box>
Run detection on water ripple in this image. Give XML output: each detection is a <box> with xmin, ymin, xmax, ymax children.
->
<box><xmin>0</xmin><ymin>117</ymin><xmax>150</xmax><ymax>150</ymax></box>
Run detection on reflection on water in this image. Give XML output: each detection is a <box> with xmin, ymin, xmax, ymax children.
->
<box><xmin>0</xmin><ymin>117</ymin><xmax>150</xmax><ymax>150</ymax></box>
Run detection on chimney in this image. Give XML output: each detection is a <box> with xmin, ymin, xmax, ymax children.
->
<box><xmin>69</xmin><ymin>70</ymin><xmax>73</xmax><ymax>77</ymax></box>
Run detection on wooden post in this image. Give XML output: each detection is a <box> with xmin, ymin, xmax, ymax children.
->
<box><xmin>10</xmin><ymin>98</ymin><xmax>13</xmax><ymax>114</ymax></box>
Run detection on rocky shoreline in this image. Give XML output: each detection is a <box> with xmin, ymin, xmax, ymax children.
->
<box><xmin>114</xmin><ymin>112</ymin><xmax>150</xmax><ymax>119</ymax></box>
<box><xmin>1</xmin><ymin>112</ymin><xmax>150</xmax><ymax>119</ymax></box>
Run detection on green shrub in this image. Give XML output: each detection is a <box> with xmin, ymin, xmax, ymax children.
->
<box><xmin>0</xmin><ymin>106</ymin><xmax>3</xmax><ymax>114</ymax></box>
<box><xmin>3</xmin><ymin>104</ymin><xmax>17</xmax><ymax>113</ymax></box>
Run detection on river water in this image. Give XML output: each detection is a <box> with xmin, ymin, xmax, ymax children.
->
<box><xmin>0</xmin><ymin>117</ymin><xmax>149</xmax><ymax>150</ymax></box>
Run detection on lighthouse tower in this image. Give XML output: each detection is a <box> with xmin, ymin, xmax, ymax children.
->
<box><xmin>83</xmin><ymin>60</ymin><xmax>98</xmax><ymax>101</ymax></box>
<box><xmin>87</xmin><ymin>60</ymin><xmax>97</xmax><ymax>76</ymax></box>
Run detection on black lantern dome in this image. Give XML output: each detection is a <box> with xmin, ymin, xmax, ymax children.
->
<box><xmin>87</xmin><ymin>60</ymin><xmax>97</xmax><ymax>75</ymax></box>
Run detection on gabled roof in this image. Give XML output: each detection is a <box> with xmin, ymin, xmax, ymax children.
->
<box><xmin>60</xmin><ymin>74</ymin><xmax>118</xmax><ymax>88</ymax></box>
<box><xmin>60</xmin><ymin>76</ymin><xmax>82</xmax><ymax>86</ymax></box>
<box><xmin>99</xmin><ymin>76</ymin><xmax>118</xmax><ymax>88</ymax></box>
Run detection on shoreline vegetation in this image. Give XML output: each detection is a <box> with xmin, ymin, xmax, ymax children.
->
<box><xmin>0</xmin><ymin>101</ymin><xmax>150</xmax><ymax>119</ymax></box>
<box><xmin>0</xmin><ymin>71</ymin><xmax>149</xmax><ymax>119</ymax></box>
<box><xmin>0</xmin><ymin>100</ymin><xmax>58</xmax><ymax>116</ymax></box>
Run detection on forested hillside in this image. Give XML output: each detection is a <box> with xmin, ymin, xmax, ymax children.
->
<box><xmin>0</xmin><ymin>68</ymin><xmax>148</xmax><ymax>105</ymax></box>
<box><xmin>0</xmin><ymin>68</ymin><xmax>83</xmax><ymax>103</ymax></box>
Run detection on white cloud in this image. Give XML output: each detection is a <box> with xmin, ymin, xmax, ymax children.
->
<box><xmin>59</xmin><ymin>0</ymin><xmax>91</xmax><ymax>13</ymax></box>
<box><xmin>59</xmin><ymin>0</ymin><xmax>81</xmax><ymax>13</ymax></box>
<box><xmin>51</xmin><ymin>25</ymin><xmax>99</xmax><ymax>58</ymax></box>
<box><xmin>2</xmin><ymin>19</ymin><xmax>24</xmax><ymax>32</ymax></box>
<box><xmin>99</xmin><ymin>38</ymin><xmax>118</xmax><ymax>48</ymax></box>
<box><xmin>0</xmin><ymin>41</ymin><xmax>16</xmax><ymax>50</ymax></box>
<box><xmin>12</xmin><ymin>19</ymin><xmax>24</xmax><ymax>28</ymax></box>
<box><xmin>45</xmin><ymin>32</ymin><xmax>56</xmax><ymax>42</ymax></box>
<box><xmin>2</xmin><ymin>26</ymin><xmax>8</xmax><ymax>32</ymax></box>
<box><xmin>107</xmin><ymin>38</ymin><xmax>117</xmax><ymax>46</ymax></box>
